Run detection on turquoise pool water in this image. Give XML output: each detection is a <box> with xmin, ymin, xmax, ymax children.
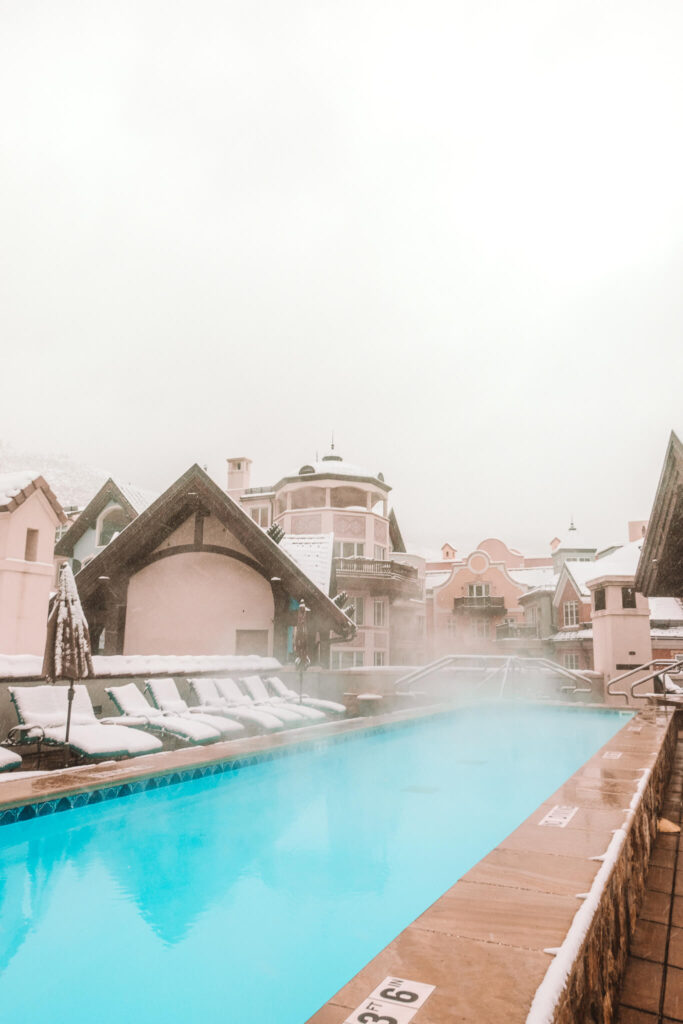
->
<box><xmin>0</xmin><ymin>704</ymin><xmax>628</xmax><ymax>1023</ymax></box>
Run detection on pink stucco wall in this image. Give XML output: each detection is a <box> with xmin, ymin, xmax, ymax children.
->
<box><xmin>123</xmin><ymin>551</ymin><xmax>275</xmax><ymax>656</ymax></box>
<box><xmin>0</xmin><ymin>488</ymin><xmax>60</xmax><ymax>655</ymax></box>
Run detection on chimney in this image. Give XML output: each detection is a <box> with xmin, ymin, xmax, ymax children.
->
<box><xmin>226</xmin><ymin>457</ymin><xmax>252</xmax><ymax>500</ymax></box>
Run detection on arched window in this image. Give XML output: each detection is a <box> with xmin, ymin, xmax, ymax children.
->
<box><xmin>98</xmin><ymin>506</ymin><xmax>128</xmax><ymax>546</ymax></box>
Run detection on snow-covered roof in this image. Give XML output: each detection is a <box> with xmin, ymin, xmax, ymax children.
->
<box><xmin>651</xmin><ymin>627</ymin><xmax>683</xmax><ymax>639</ymax></box>
<box><xmin>508</xmin><ymin>566</ymin><xmax>557</xmax><ymax>589</ymax></box>
<box><xmin>554</xmin><ymin>526</ymin><xmax>597</xmax><ymax>552</ymax></box>
<box><xmin>117</xmin><ymin>482</ymin><xmax>158</xmax><ymax>515</ymax></box>
<box><xmin>425</xmin><ymin>569</ymin><xmax>452</xmax><ymax>591</ymax></box>
<box><xmin>550</xmin><ymin>628</ymin><xmax>593</xmax><ymax>642</ymax></box>
<box><xmin>560</xmin><ymin>560</ymin><xmax>601</xmax><ymax>598</ymax></box>
<box><xmin>278</xmin><ymin>452</ymin><xmax>389</xmax><ymax>489</ymax></box>
<box><xmin>0</xmin><ymin>470</ymin><xmax>65</xmax><ymax>521</ymax></box>
<box><xmin>586</xmin><ymin>540</ymin><xmax>644</xmax><ymax>583</ymax></box>
<box><xmin>0</xmin><ymin>470</ymin><xmax>40</xmax><ymax>507</ymax></box>
<box><xmin>650</xmin><ymin>597</ymin><xmax>683</xmax><ymax>622</ymax></box>
<box><xmin>280</xmin><ymin>533</ymin><xmax>334</xmax><ymax>593</ymax></box>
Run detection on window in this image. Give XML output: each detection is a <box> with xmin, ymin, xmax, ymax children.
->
<box><xmin>24</xmin><ymin>529</ymin><xmax>39</xmax><ymax>562</ymax></box>
<box><xmin>331</xmin><ymin>650</ymin><xmax>364</xmax><ymax>669</ymax></box>
<box><xmin>468</xmin><ymin>583</ymin><xmax>490</xmax><ymax>598</ymax></box>
<box><xmin>594</xmin><ymin>588</ymin><xmax>606</xmax><ymax>612</ymax></box>
<box><xmin>346</xmin><ymin>596</ymin><xmax>364</xmax><ymax>625</ymax></box>
<box><xmin>447</xmin><ymin>617</ymin><xmax>457</xmax><ymax>635</ymax></box>
<box><xmin>374</xmin><ymin>651</ymin><xmax>386</xmax><ymax>667</ymax></box>
<box><xmin>474</xmin><ymin>619</ymin><xmax>489</xmax><ymax>638</ymax></box>
<box><xmin>563</xmin><ymin>601</ymin><xmax>579</xmax><ymax>627</ymax></box>
<box><xmin>250</xmin><ymin>506</ymin><xmax>270</xmax><ymax>528</ymax></box>
<box><xmin>374</xmin><ymin>545</ymin><xmax>386</xmax><ymax>560</ymax></box>
<box><xmin>98</xmin><ymin>506</ymin><xmax>128</xmax><ymax>546</ymax></box>
<box><xmin>373</xmin><ymin>599</ymin><xmax>386</xmax><ymax>627</ymax></box>
<box><xmin>564</xmin><ymin>653</ymin><xmax>579</xmax><ymax>670</ymax></box>
<box><xmin>334</xmin><ymin>541</ymin><xmax>365</xmax><ymax>558</ymax></box>
<box><xmin>622</xmin><ymin>587</ymin><xmax>637</xmax><ymax>609</ymax></box>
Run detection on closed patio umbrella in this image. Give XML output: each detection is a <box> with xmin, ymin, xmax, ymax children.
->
<box><xmin>294</xmin><ymin>600</ymin><xmax>310</xmax><ymax>705</ymax></box>
<box><xmin>42</xmin><ymin>562</ymin><xmax>95</xmax><ymax>763</ymax></box>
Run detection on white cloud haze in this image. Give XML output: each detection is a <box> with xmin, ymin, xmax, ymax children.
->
<box><xmin>1</xmin><ymin>0</ymin><xmax>681</xmax><ymax>555</ymax></box>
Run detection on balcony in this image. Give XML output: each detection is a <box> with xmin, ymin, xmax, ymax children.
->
<box><xmin>334</xmin><ymin>557</ymin><xmax>421</xmax><ymax>597</ymax></box>
<box><xmin>495</xmin><ymin>623</ymin><xmax>541</xmax><ymax>640</ymax></box>
<box><xmin>453</xmin><ymin>596</ymin><xmax>505</xmax><ymax>615</ymax></box>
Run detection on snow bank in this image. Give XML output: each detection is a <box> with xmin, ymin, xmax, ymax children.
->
<box><xmin>0</xmin><ymin>653</ymin><xmax>281</xmax><ymax>680</ymax></box>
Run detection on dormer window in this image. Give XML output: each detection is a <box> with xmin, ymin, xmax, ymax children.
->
<box><xmin>98</xmin><ymin>506</ymin><xmax>128</xmax><ymax>546</ymax></box>
<box><xmin>299</xmin><ymin>465</ymin><xmax>315</xmax><ymax>475</ymax></box>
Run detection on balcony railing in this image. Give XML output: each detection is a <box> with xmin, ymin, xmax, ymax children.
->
<box><xmin>453</xmin><ymin>596</ymin><xmax>506</xmax><ymax>613</ymax></box>
<box><xmin>334</xmin><ymin>557</ymin><xmax>419</xmax><ymax>584</ymax></box>
<box><xmin>495</xmin><ymin>623</ymin><xmax>541</xmax><ymax>640</ymax></box>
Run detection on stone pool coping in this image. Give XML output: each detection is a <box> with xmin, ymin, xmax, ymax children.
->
<box><xmin>0</xmin><ymin>700</ymin><xmax>672</xmax><ymax>1023</ymax></box>
<box><xmin>305</xmin><ymin>705</ymin><xmax>677</xmax><ymax>1024</ymax></box>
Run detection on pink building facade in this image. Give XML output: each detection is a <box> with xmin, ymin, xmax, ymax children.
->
<box><xmin>0</xmin><ymin>473</ymin><xmax>65</xmax><ymax>655</ymax></box>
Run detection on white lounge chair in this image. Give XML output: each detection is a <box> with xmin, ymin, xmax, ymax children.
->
<box><xmin>106</xmin><ymin>683</ymin><xmax>226</xmax><ymax>746</ymax></box>
<box><xmin>188</xmin><ymin>678</ymin><xmax>284</xmax><ymax>733</ymax></box>
<box><xmin>9</xmin><ymin>684</ymin><xmax>162</xmax><ymax>759</ymax></box>
<box><xmin>0</xmin><ymin>747</ymin><xmax>22</xmax><ymax>773</ymax></box>
<box><xmin>215</xmin><ymin>677</ymin><xmax>307</xmax><ymax>727</ymax></box>
<box><xmin>240</xmin><ymin>675</ymin><xmax>326</xmax><ymax>724</ymax></box>
<box><xmin>144</xmin><ymin>678</ymin><xmax>246</xmax><ymax>740</ymax></box>
<box><xmin>266</xmin><ymin>675</ymin><xmax>346</xmax><ymax>716</ymax></box>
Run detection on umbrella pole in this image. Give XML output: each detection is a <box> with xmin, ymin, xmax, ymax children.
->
<box><xmin>64</xmin><ymin>679</ymin><xmax>74</xmax><ymax>767</ymax></box>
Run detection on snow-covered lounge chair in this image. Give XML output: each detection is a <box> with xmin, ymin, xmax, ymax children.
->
<box><xmin>188</xmin><ymin>678</ymin><xmax>284</xmax><ymax>734</ymax></box>
<box><xmin>265</xmin><ymin>676</ymin><xmax>346</xmax><ymax>717</ymax></box>
<box><xmin>216</xmin><ymin>677</ymin><xmax>308</xmax><ymax>727</ymax></box>
<box><xmin>144</xmin><ymin>678</ymin><xmax>246</xmax><ymax>740</ymax></box>
<box><xmin>105</xmin><ymin>683</ymin><xmax>226</xmax><ymax>746</ymax></box>
<box><xmin>240</xmin><ymin>675</ymin><xmax>326</xmax><ymax>724</ymax></box>
<box><xmin>0</xmin><ymin>747</ymin><xmax>22</xmax><ymax>773</ymax></box>
<box><xmin>9</xmin><ymin>684</ymin><xmax>162</xmax><ymax>760</ymax></box>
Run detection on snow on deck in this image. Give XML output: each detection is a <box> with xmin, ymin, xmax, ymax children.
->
<box><xmin>0</xmin><ymin>653</ymin><xmax>281</xmax><ymax>680</ymax></box>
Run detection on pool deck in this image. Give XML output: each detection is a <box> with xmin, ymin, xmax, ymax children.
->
<box><xmin>617</xmin><ymin>725</ymin><xmax>683</xmax><ymax>1023</ymax></box>
<box><xmin>0</xmin><ymin>700</ymin><xmax>675</xmax><ymax>1022</ymax></box>
<box><xmin>305</xmin><ymin>706</ymin><xmax>675</xmax><ymax>1024</ymax></box>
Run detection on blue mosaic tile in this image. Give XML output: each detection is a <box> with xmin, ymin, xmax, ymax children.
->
<box><xmin>17</xmin><ymin>804</ymin><xmax>36</xmax><ymax>821</ymax></box>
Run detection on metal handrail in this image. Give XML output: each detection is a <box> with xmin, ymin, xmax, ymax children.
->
<box><xmin>607</xmin><ymin>657</ymin><xmax>683</xmax><ymax>704</ymax></box>
<box><xmin>394</xmin><ymin>654</ymin><xmax>593</xmax><ymax>698</ymax></box>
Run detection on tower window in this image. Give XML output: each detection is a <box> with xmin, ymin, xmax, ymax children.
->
<box><xmin>622</xmin><ymin>587</ymin><xmax>637</xmax><ymax>609</ymax></box>
<box><xmin>24</xmin><ymin>529</ymin><xmax>39</xmax><ymax>562</ymax></box>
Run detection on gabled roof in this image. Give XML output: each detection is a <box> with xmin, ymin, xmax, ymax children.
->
<box><xmin>55</xmin><ymin>477</ymin><xmax>158</xmax><ymax>556</ymax></box>
<box><xmin>0</xmin><ymin>471</ymin><xmax>65</xmax><ymax>522</ymax></box>
<box><xmin>75</xmin><ymin>465</ymin><xmax>354</xmax><ymax>639</ymax></box>
<box><xmin>553</xmin><ymin>561</ymin><xmax>596</xmax><ymax>604</ymax></box>
<box><xmin>635</xmin><ymin>431</ymin><xmax>683</xmax><ymax>596</ymax></box>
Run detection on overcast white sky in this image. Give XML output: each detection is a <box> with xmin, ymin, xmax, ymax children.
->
<box><xmin>1</xmin><ymin>0</ymin><xmax>681</xmax><ymax>556</ymax></box>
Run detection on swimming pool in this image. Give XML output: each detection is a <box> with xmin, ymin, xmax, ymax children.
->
<box><xmin>0</xmin><ymin>703</ymin><xmax>629</xmax><ymax>1023</ymax></box>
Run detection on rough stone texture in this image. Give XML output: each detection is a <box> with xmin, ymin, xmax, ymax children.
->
<box><xmin>552</xmin><ymin>712</ymin><xmax>677</xmax><ymax>1024</ymax></box>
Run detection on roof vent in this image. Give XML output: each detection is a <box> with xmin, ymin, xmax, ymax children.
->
<box><xmin>377</xmin><ymin>472</ymin><xmax>385</xmax><ymax>482</ymax></box>
<box><xmin>321</xmin><ymin>454</ymin><xmax>343</xmax><ymax>462</ymax></box>
<box><xmin>299</xmin><ymin>465</ymin><xmax>315</xmax><ymax>475</ymax></box>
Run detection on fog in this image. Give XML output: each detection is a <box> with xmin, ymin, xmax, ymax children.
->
<box><xmin>1</xmin><ymin>0</ymin><xmax>681</xmax><ymax>555</ymax></box>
